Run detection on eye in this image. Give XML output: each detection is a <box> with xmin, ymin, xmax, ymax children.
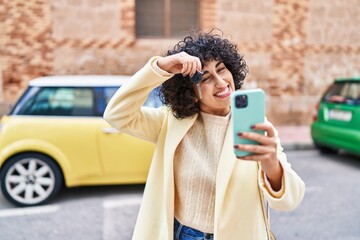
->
<box><xmin>217</xmin><ymin>66</ymin><xmax>226</xmax><ymax>72</ymax></box>
<box><xmin>201</xmin><ymin>75</ymin><xmax>211</xmax><ymax>82</ymax></box>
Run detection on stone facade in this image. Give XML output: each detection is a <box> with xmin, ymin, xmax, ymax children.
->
<box><xmin>0</xmin><ymin>0</ymin><xmax>359</xmax><ymax>125</ymax></box>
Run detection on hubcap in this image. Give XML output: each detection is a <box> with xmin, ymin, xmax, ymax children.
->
<box><xmin>5</xmin><ymin>158</ymin><xmax>55</xmax><ymax>205</ymax></box>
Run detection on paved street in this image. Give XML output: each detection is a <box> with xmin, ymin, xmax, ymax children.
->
<box><xmin>1</xmin><ymin>149</ymin><xmax>360</xmax><ymax>240</ymax></box>
<box><xmin>0</xmin><ymin>184</ymin><xmax>144</xmax><ymax>240</ymax></box>
<box><xmin>271</xmin><ymin>150</ymin><xmax>360</xmax><ymax>240</ymax></box>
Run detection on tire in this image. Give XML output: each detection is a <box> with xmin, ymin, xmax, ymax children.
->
<box><xmin>0</xmin><ymin>153</ymin><xmax>63</xmax><ymax>207</ymax></box>
<box><xmin>314</xmin><ymin>143</ymin><xmax>337</xmax><ymax>154</ymax></box>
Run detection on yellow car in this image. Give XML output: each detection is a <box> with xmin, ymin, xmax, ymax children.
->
<box><xmin>0</xmin><ymin>76</ymin><xmax>161</xmax><ymax>206</ymax></box>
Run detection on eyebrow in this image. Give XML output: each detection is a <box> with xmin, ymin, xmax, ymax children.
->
<box><xmin>202</xmin><ymin>61</ymin><xmax>224</xmax><ymax>75</ymax></box>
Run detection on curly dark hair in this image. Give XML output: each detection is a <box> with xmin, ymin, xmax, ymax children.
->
<box><xmin>159</xmin><ymin>29</ymin><xmax>248</xmax><ymax>119</ymax></box>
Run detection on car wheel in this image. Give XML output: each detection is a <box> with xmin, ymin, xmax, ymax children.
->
<box><xmin>0</xmin><ymin>153</ymin><xmax>63</xmax><ymax>207</ymax></box>
<box><xmin>314</xmin><ymin>143</ymin><xmax>337</xmax><ymax>154</ymax></box>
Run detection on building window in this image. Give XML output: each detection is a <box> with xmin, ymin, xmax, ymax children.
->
<box><xmin>135</xmin><ymin>0</ymin><xmax>199</xmax><ymax>38</ymax></box>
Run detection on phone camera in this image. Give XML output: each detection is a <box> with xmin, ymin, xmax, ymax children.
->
<box><xmin>235</xmin><ymin>95</ymin><xmax>248</xmax><ymax>108</ymax></box>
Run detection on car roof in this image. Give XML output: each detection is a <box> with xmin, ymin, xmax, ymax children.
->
<box><xmin>335</xmin><ymin>76</ymin><xmax>360</xmax><ymax>82</ymax></box>
<box><xmin>29</xmin><ymin>75</ymin><xmax>130</xmax><ymax>87</ymax></box>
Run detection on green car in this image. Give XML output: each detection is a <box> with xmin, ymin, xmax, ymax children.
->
<box><xmin>311</xmin><ymin>77</ymin><xmax>360</xmax><ymax>155</ymax></box>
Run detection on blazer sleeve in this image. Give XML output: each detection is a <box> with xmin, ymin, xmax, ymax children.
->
<box><xmin>103</xmin><ymin>57</ymin><xmax>173</xmax><ymax>143</ymax></box>
<box><xmin>258</xmin><ymin>126</ymin><xmax>306</xmax><ymax>211</ymax></box>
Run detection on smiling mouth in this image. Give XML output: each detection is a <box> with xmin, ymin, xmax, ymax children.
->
<box><xmin>214</xmin><ymin>86</ymin><xmax>230</xmax><ymax>97</ymax></box>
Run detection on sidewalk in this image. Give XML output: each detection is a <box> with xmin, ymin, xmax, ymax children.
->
<box><xmin>276</xmin><ymin>125</ymin><xmax>314</xmax><ymax>150</ymax></box>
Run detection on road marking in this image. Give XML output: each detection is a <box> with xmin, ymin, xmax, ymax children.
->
<box><xmin>103</xmin><ymin>196</ymin><xmax>142</xmax><ymax>209</ymax></box>
<box><xmin>0</xmin><ymin>204</ymin><xmax>59</xmax><ymax>218</ymax></box>
<box><xmin>103</xmin><ymin>196</ymin><xmax>142</xmax><ymax>240</ymax></box>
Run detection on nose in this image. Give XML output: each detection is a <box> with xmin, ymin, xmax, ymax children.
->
<box><xmin>214</xmin><ymin>74</ymin><xmax>227</xmax><ymax>87</ymax></box>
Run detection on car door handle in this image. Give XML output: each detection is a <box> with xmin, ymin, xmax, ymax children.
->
<box><xmin>102</xmin><ymin>128</ymin><xmax>120</xmax><ymax>134</ymax></box>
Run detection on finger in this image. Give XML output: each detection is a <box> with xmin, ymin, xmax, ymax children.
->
<box><xmin>189</xmin><ymin>57</ymin><xmax>198</xmax><ymax>77</ymax></box>
<box><xmin>237</xmin><ymin>154</ymin><xmax>263</xmax><ymax>161</ymax></box>
<box><xmin>191</xmin><ymin>56</ymin><xmax>202</xmax><ymax>76</ymax></box>
<box><xmin>237</xmin><ymin>132</ymin><xmax>276</xmax><ymax>146</ymax></box>
<box><xmin>196</xmin><ymin>57</ymin><xmax>202</xmax><ymax>72</ymax></box>
<box><xmin>234</xmin><ymin>143</ymin><xmax>271</xmax><ymax>154</ymax></box>
<box><xmin>178</xmin><ymin>52</ymin><xmax>190</xmax><ymax>76</ymax></box>
<box><xmin>181</xmin><ymin>61</ymin><xmax>189</xmax><ymax>76</ymax></box>
<box><xmin>180</xmin><ymin>53</ymin><xmax>200</xmax><ymax>76</ymax></box>
<box><xmin>181</xmin><ymin>57</ymin><xmax>194</xmax><ymax>77</ymax></box>
<box><xmin>184</xmin><ymin>61</ymin><xmax>195</xmax><ymax>77</ymax></box>
<box><xmin>188</xmin><ymin>56</ymin><xmax>201</xmax><ymax>77</ymax></box>
<box><xmin>252</xmin><ymin>122</ymin><xmax>276</xmax><ymax>138</ymax></box>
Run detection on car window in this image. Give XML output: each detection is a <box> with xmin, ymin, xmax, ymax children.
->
<box><xmin>13</xmin><ymin>87</ymin><xmax>95</xmax><ymax>116</ymax></box>
<box><xmin>103</xmin><ymin>87</ymin><xmax>118</xmax><ymax>106</ymax></box>
<box><xmin>97</xmin><ymin>86</ymin><xmax>162</xmax><ymax>116</ymax></box>
<box><xmin>103</xmin><ymin>87</ymin><xmax>161</xmax><ymax>108</ymax></box>
<box><xmin>12</xmin><ymin>85</ymin><xmax>163</xmax><ymax>117</ymax></box>
<box><xmin>144</xmin><ymin>87</ymin><xmax>162</xmax><ymax>108</ymax></box>
<box><xmin>323</xmin><ymin>82</ymin><xmax>360</xmax><ymax>105</ymax></box>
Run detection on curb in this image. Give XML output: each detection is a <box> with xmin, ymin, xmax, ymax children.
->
<box><xmin>282</xmin><ymin>143</ymin><xmax>314</xmax><ymax>151</ymax></box>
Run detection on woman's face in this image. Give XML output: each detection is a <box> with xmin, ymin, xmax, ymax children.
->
<box><xmin>194</xmin><ymin>60</ymin><xmax>235</xmax><ymax>116</ymax></box>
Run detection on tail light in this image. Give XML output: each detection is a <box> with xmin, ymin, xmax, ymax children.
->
<box><xmin>312</xmin><ymin>102</ymin><xmax>319</xmax><ymax>122</ymax></box>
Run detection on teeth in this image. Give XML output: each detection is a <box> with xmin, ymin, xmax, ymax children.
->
<box><xmin>215</xmin><ymin>86</ymin><xmax>229</xmax><ymax>96</ymax></box>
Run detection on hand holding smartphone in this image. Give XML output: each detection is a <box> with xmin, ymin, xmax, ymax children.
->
<box><xmin>231</xmin><ymin>89</ymin><xmax>265</xmax><ymax>157</ymax></box>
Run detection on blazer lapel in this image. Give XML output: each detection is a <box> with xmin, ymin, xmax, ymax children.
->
<box><xmin>214</xmin><ymin>120</ymin><xmax>237</xmax><ymax>229</ymax></box>
<box><xmin>163</xmin><ymin>113</ymin><xmax>198</xmax><ymax>234</ymax></box>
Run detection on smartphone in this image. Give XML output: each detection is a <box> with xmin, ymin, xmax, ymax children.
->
<box><xmin>231</xmin><ymin>88</ymin><xmax>265</xmax><ymax>157</ymax></box>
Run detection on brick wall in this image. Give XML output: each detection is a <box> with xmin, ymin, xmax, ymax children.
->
<box><xmin>1</xmin><ymin>0</ymin><xmax>359</xmax><ymax>125</ymax></box>
<box><xmin>217</xmin><ymin>0</ymin><xmax>360</xmax><ymax>125</ymax></box>
<box><xmin>0</xmin><ymin>0</ymin><xmax>53</xmax><ymax>102</ymax></box>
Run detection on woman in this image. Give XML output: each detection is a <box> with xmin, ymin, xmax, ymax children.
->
<box><xmin>104</xmin><ymin>30</ymin><xmax>305</xmax><ymax>240</ymax></box>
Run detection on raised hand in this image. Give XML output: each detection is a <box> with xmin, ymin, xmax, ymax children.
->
<box><xmin>157</xmin><ymin>52</ymin><xmax>202</xmax><ymax>77</ymax></box>
<box><xmin>234</xmin><ymin>122</ymin><xmax>283</xmax><ymax>191</ymax></box>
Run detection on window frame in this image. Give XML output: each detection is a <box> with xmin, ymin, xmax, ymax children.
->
<box><xmin>11</xmin><ymin>86</ymin><xmax>97</xmax><ymax>117</ymax></box>
<box><xmin>135</xmin><ymin>0</ymin><xmax>199</xmax><ymax>38</ymax></box>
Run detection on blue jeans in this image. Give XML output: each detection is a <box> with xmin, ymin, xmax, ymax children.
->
<box><xmin>174</xmin><ymin>218</ymin><xmax>214</xmax><ymax>240</ymax></box>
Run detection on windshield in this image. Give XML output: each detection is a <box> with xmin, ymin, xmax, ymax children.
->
<box><xmin>322</xmin><ymin>82</ymin><xmax>360</xmax><ymax>105</ymax></box>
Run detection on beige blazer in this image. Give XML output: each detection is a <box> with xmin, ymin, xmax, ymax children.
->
<box><xmin>104</xmin><ymin>57</ymin><xmax>305</xmax><ymax>240</ymax></box>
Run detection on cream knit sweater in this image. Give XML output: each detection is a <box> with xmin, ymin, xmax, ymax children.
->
<box><xmin>174</xmin><ymin>111</ymin><xmax>231</xmax><ymax>234</ymax></box>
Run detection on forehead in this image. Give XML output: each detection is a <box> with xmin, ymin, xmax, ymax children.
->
<box><xmin>203</xmin><ymin>60</ymin><xmax>223</xmax><ymax>69</ymax></box>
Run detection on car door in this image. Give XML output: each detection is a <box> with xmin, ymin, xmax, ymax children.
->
<box><xmin>97</xmin><ymin>121</ymin><xmax>155</xmax><ymax>183</ymax></box>
<box><xmin>96</xmin><ymin>87</ymin><xmax>161</xmax><ymax>183</ymax></box>
<box><xmin>9</xmin><ymin>86</ymin><xmax>103</xmax><ymax>182</ymax></box>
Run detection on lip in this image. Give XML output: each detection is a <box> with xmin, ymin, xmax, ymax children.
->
<box><xmin>214</xmin><ymin>86</ymin><xmax>231</xmax><ymax>98</ymax></box>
